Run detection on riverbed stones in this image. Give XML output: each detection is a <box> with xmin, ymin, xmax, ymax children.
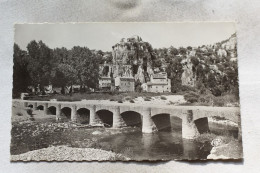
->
<box><xmin>11</xmin><ymin>146</ymin><xmax>128</xmax><ymax>161</ymax></box>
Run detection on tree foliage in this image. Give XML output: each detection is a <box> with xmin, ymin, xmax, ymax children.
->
<box><xmin>13</xmin><ymin>40</ymin><xmax>102</xmax><ymax>98</ymax></box>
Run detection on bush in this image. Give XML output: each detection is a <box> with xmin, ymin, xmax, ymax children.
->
<box><xmin>212</xmin><ymin>116</ymin><xmax>227</xmax><ymax>121</ymax></box>
<box><xmin>29</xmin><ymin>117</ymin><xmax>35</xmax><ymax>121</ymax></box>
<box><xmin>124</xmin><ymin>96</ymin><xmax>132</xmax><ymax>101</ymax></box>
<box><xmin>198</xmin><ymin>94</ymin><xmax>215</xmax><ymax>105</ymax></box>
<box><xmin>130</xmin><ymin>100</ymin><xmax>135</xmax><ymax>103</ymax></box>
<box><xmin>184</xmin><ymin>92</ymin><xmax>199</xmax><ymax>103</ymax></box>
<box><xmin>26</xmin><ymin>109</ymin><xmax>33</xmax><ymax>116</ymax></box>
<box><xmin>144</xmin><ymin>98</ymin><xmax>151</xmax><ymax>101</ymax></box>
<box><xmin>160</xmin><ymin>96</ymin><xmax>167</xmax><ymax>100</ymax></box>
<box><xmin>181</xmin><ymin>85</ymin><xmax>196</xmax><ymax>92</ymax></box>
<box><xmin>197</xmin><ymin>93</ymin><xmax>238</xmax><ymax>107</ymax></box>
<box><xmin>110</xmin><ymin>99</ymin><xmax>115</xmax><ymax>101</ymax></box>
<box><xmin>213</xmin><ymin>97</ymin><xmax>225</xmax><ymax>107</ymax></box>
<box><xmin>118</xmin><ymin>100</ymin><xmax>123</xmax><ymax>103</ymax></box>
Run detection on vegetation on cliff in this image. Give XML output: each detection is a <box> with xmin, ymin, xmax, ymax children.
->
<box><xmin>13</xmin><ymin>34</ymin><xmax>239</xmax><ymax>103</ymax></box>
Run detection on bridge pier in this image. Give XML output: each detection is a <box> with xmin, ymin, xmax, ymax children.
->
<box><xmin>142</xmin><ymin>108</ymin><xmax>155</xmax><ymax>133</ymax></box>
<box><xmin>89</xmin><ymin>106</ymin><xmax>96</xmax><ymax>125</ymax></box>
<box><xmin>32</xmin><ymin>102</ymin><xmax>37</xmax><ymax>111</ymax></box>
<box><xmin>112</xmin><ymin>106</ymin><xmax>121</xmax><ymax>128</ymax></box>
<box><xmin>56</xmin><ymin>104</ymin><xmax>61</xmax><ymax>121</ymax></box>
<box><xmin>23</xmin><ymin>102</ymin><xmax>28</xmax><ymax>107</ymax></box>
<box><xmin>71</xmin><ymin>105</ymin><xmax>77</xmax><ymax>122</ymax></box>
<box><xmin>43</xmin><ymin>103</ymin><xmax>48</xmax><ymax>115</ymax></box>
<box><xmin>182</xmin><ymin>110</ymin><xmax>199</xmax><ymax>139</ymax></box>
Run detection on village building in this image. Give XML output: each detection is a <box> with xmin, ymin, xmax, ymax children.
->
<box><xmin>98</xmin><ymin>77</ymin><xmax>112</xmax><ymax>91</ymax></box>
<box><xmin>142</xmin><ymin>72</ymin><xmax>171</xmax><ymax>93</ymax></box>
<box><xmin>115</xmin><ymin>76</ymin><xmax>135</xmax><ymax>92</ymax></box>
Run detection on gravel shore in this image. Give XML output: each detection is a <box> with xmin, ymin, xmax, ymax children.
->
<box><xmin>11</xmin><ymin>146</ymin><xmax>128</xmax><ymax>161</ymax></box>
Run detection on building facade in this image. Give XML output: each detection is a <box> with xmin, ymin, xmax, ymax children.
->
<box><xmin>142</xmin><ymin>72</ymin><xmax>171</xmax><ymax>93</ymax></box>
<box><xmin>99</xmin><ymin>77</ymin><xmax>112</xmax><ymax>91</ymax></box>
<box><xmin>118</xmin><ymin>77</ymin><xmax>135</xmax><ymax>92</ymax></box>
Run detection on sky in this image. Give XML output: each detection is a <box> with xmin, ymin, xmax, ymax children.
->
<box><xmin>14</xmin><ymin>22</ymin><xmax>236</xmax><ymax>52</ymax></box>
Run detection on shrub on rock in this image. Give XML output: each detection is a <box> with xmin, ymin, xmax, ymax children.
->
<box><xmin>184</xmin><ymin>92</ymin><xmax>199</xmax><ymax>103</ymax></box>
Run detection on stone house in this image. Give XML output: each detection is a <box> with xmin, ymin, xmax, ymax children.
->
<box><xmin>144</xmin><ymin>72</ymin><xmax>171</xmax><ymax>93</ymax></box>
<box><xmin>99</xmin><ymin>77</ymin><xmax>112</xmax><ymax>90</ymax></box>
<box><xmin>115</xmin><ymin>77</ymin><xmax>135</xmax><ymax>92</ymax></box>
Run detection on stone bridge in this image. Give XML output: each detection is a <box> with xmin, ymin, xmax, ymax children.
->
<box><xmin>17</xmin><ymin>100</ymin><xmax>241</xmax><ymax>139</ymax></box>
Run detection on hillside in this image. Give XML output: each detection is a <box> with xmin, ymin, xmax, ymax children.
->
<box><xmin>100</xmin><ymin>34</ymin><xmax>238</xmax><ymax>97</ymax></box>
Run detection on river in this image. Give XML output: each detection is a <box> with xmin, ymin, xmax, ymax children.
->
<box><xmin>11</xmin><ymin>116</ymin><xmax>238</xmax><ymax>160</ymax></box>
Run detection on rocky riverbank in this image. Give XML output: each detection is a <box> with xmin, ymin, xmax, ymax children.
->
<box><xmin>11</xmin><ymin>145</ymin><xmax>129</xmax><ymax>161</ymax></box>
<box><xmin>207</xmin><ymin>138</ymin><xmax>243</xmax><ymax>159</ymax></box>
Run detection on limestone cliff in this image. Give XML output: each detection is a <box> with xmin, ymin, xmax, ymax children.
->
<box><xmin>110</xmin><ymin>36</ymin><xmax>154</xmax><ymax>83</ymax></box>
<box><xmin>181</xmin><ymin>33</ymin><xmax>237</xmax><ymax>87</ymax></box>
<box><xmin>181</xmin><ymin>56</ymin><xmax>196</xmax><ymax>87</ymax></box>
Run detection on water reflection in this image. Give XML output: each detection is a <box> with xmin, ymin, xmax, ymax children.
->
<box><xmin>99</xmin><ymin>130</ymin><xmax>199</xmax><ymax>160</ymax></box>
<box><xmin>11</xmin><ymin>115</ymin><xmax>238</xmax><ymax>160</ymax></box>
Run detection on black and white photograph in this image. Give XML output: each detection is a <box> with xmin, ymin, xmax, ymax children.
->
<box><xmin>11</xmin><ymin>22</ymin><xmax>242</xmax><ymax>161</ymax></box>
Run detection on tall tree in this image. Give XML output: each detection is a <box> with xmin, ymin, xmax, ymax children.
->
<box><xmin>26</xmin><ymin>40</ymin><xmax>53</xmax><ymax>90</ymax></box>
<box><xmin>166</xmin><ymin>57</ymin><xmax>183</xmax><ymax>93</ymax></box>
<box><xmin>13</xmin><ymin>43</ymin><xmax>30</xmax><ymax>97</ymax></box>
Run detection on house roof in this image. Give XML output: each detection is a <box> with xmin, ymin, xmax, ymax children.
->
<box><xmin>120</xmin><ymin>77</ymin><xmax>135</xmax><ymax>82</ymax></box>
<box><xmin>152</xmin><ymin>73</ymin><xmax>167</xmax><ymax>79</ymax></box>
<box><xmin>147</xmin><ymin>82</ymin><xmax>168</xmax><ymax>86</ymax></box>
<box><xmin>100</xmin><ymin>77</ymin><xmax>111</xmax><ymax>79</ymax></box>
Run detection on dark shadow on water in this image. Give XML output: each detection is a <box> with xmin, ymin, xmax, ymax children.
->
<box><xmin>121</xmin><ymin>111</ymin><xmax>142</xmax><ymax>127</ymax></box>
<box><xmin>96</xmin><ymin>110</ymin><xmax>113</xmax><ymax>127</ymax></box>
<box><xmin>47</xmin><ymin>106</ymin><xmax>56</xmax><ymax>115</ymax></box>
<box><xmin>77</xmin><ymin>108</ymin><xmax>90</xmax><ymax>124</ymax></box>
<box><xmin>152</xmin><ymin>114</ymin><xmax>171</xmax><ymax>131</ymax></box>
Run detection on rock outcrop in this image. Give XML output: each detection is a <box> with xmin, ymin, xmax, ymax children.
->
<box><xmin>181</xmin><ymin>55</ymin><xmax>196</xmax><ymax>87</ymax></box>
<box><xmin>181</xmin><ymin>33</ymin><xmax>237</xmax><ymax>87</ymax></box>
<box><xmin>102</xmin><ymin>35</ymin><xmax>154</xmax><ymax>84</ymax></box>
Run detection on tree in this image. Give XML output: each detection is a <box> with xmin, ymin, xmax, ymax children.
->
<box><xmin>153</xmin><ymin>59</ymin><xmax>162</xmax><ymax>68</ymax></box>
<box><xmin>187</xmin><ymin>46</ymin><xmax>192</xmax><ymax>51</ymax></box>
<box><xmin>63</xmin><ymin>46</ymin><xmax>100</xmax><ymax>89</ymax></box>
<box><xmin>13</xmin><ymin>43</ymin><xmax>30</xmax><ymax>98</ymax></box>
<box><xmin>26</xmin><ymin>40</ymin><xmax>53</xmax><ymax>90</ymax></box>
<box><xmin>179</xmin><ymin>47</ymin><xmax>187</xmax><ymax>55</ymax></box>
<box><xmin>169</xmin><ymin>46</ymin><xmax>179</xmax><ymax>56</ymax></box>
<box><xmin>166</xmin><ymin>57</ymin><xmax>183</xmax><ymax>93</ymax></box>
<box><xmin>135</xmin><ymin>79</ymin><xmax>142</xmax><ymax>92</ymax></box>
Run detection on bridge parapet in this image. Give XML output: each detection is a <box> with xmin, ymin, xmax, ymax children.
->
<box><xmin>119</xmin><ymin>105</ymin><xmax>144</xmax><ymax>115</ymax></box>
<box><xmin>47</xmin><ymin>102</ymin><xmax>59</xmax><ymax>108</ymax></box>
<box><xmin>95</xmin><ymin>104</ymin><xmax>117</xmax><ymax>113</ymax></box>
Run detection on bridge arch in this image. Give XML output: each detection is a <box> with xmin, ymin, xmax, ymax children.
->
<box><xmin>151</xmin><ymin>113</ymin><xmax>172</xmax><ymax>131</ymax></box>
<box><xmin>192</xmin><ymin>110</ymin><xmax>239</xmax><ymax>124</ymax></box>
<box><xmin>193</xmin><ymin>117</ymin><xmax>210</xmax><ymax>134</ymax></box>
<box><xmin>120</xmin><ymin>111</ymin><xmax>142</xmax><ymax>127</ymax></box>
<box><xmin>36</xmin><ymin>105</ymin><xmax>44</xmax><ymax>110</ymax></box>
<box><xmin>47</xmin><ymin>106</ymin><xmax>56</xmax><ymax>115</ymax></box>
<box><xmin>27</xmin><ymin>104</ymin><xmax>33</xmax><ymax>108</ymax></box>
<box><xmin>96</xmin><ymin>109</ymin><xmax>113</xmax><ymax>127</ymax></box>
<box><xmin>76</xmin><ymin>108</ymin><xmax>90</xmax><ymax>124</ymax></box>
<box><xmin>61</xmin><ymin>107</ymin><xmax>72</xmax><ymax>120</ymax></box>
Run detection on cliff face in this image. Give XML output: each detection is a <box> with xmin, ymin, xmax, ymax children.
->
<box><xmin>110</xmin><ymin>36</ymin><xmax>154</xmax><ymax>83</ymax></box>
<box><xmin>99</xmin><ymin>33</ymin><xmax>237</xmax><ymax>90</ymax></box>
<box><xmin>181</xmin><ymin>56</ymin><xmax>196</xmax><ymax>87</ymax></box>
<box><xmin>181</xmin><ymin>33</ymin><xmax>237</xmax><ymax>87</ymax></box>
